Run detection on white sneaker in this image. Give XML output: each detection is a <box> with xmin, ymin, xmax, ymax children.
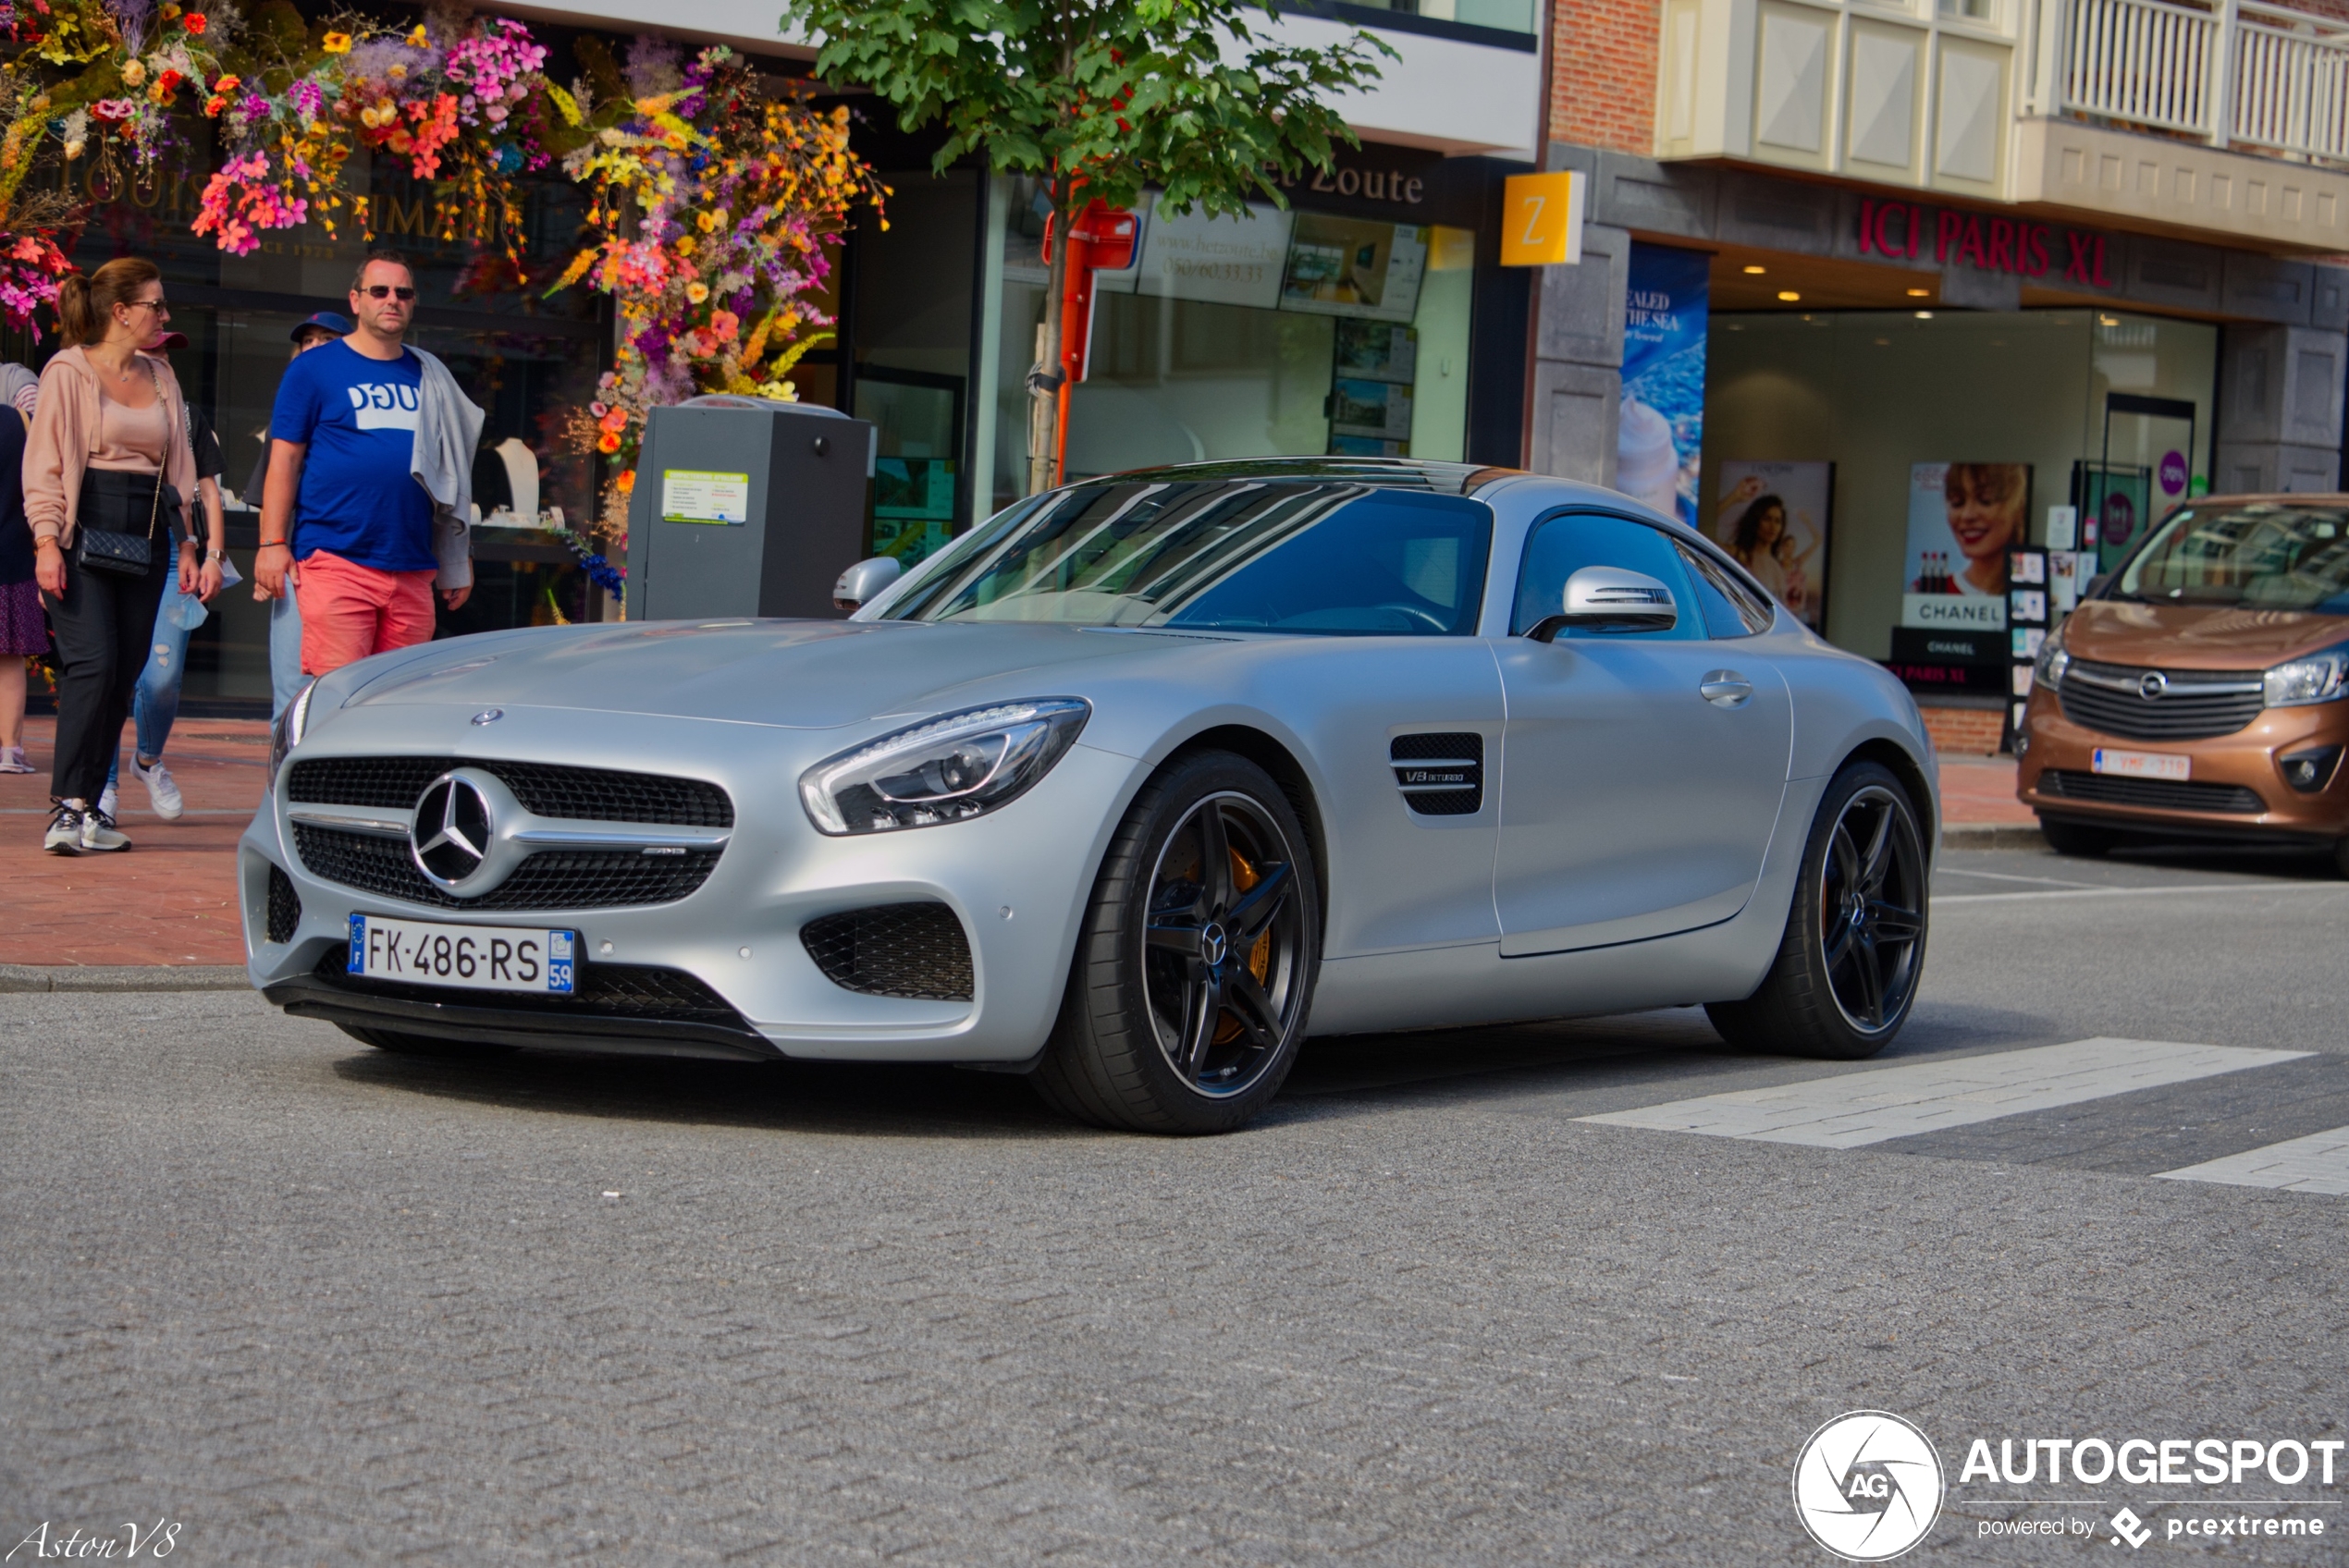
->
<box><xmin>80</xmin><ymin>807</ymin><xmax>130</xmax><ymax>852</ymax></box>
<box><xmin>43</xmin><ymin>802</ymin><xmax>83</xmax><ymax>854</ymax></box>
<box><xmin>131</xmin><ymin>756</ymin><xmax>183</xmax><ymax>819</ymax></box>
<box><xmin>97</xmin><ymin>781</ymin><xmax>117</xmax><ymax>820</ymax></box>
<box><xmin>0</xmin><ymin>744</ymin><xmax>31</xmax><ymax>773</ymax></box>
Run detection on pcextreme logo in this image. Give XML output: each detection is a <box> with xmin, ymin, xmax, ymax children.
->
<box><xmin>1793</xmin><ymin>1411</ymin><xmax>1947</xmax><ymax>1562</ymax></box>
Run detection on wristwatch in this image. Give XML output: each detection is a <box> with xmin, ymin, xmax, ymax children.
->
<box><xmin>206</xmin><ymin>548</ymin><xmax>227</xmax><ymax>562</ymax></box>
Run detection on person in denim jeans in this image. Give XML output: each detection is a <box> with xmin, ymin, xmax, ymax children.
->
<box><xmin>252</xmin><ymin>312</ymin><xmax>348</xmax><ymax>720</ymax></box>
<box><xmin>98</xmin><ymin>332</ymin><xmax>224</xmax><ymax>821</ymax></box>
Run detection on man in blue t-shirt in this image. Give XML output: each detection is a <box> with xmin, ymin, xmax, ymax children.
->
<box><xmin>252</xmin><ymin>251</ymin><xmax>471</xmax><ymax>675</ymax></box>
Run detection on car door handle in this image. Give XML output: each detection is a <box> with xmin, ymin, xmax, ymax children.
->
<box><xmin>1700</xmin><ymin>670</ymin><xmax>1753</xmax><ymax>709</ymax></box>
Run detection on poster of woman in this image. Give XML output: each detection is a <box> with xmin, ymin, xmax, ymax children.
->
<box><xmin>1710</xmin><ymin>461</ymin><xmax>1831</xmax><ymax>629</ymax></box>
<box><xmin>1900</xmin><ymin>462</ymin><xmax>2030</xmax><ymax>631</ymax></box>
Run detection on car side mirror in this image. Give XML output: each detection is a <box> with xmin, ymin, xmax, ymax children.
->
<box><xmin>1525</xmin><ymin>566</ymin><xmax>1679</xmax><ymax>642</ymax></box>
<box><xmin>832</xmin><ymin>556</ymin><xmax>903</xmax><ymax>612</ymax></box>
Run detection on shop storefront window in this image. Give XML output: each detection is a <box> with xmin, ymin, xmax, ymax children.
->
<box><xmin>977</xmin><ymin>177</ymin><xmax>1477</xmax><ymax>517</ymax></box>
<box><xmin>1703</xmin><ymin>308</ymin><xmax>2217</xmax><ymax>674</ymax></box>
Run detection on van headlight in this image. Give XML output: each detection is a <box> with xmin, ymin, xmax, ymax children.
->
<box><xmin>799</xmin><ymin>698</ymin><xmax>1090</xmax><ymax>835</ymax></box>
<box><xmin>265</xmin><ymin>679</ymin><xmax>315</xmax><ymax>791</ymax></box>
<box><xmin>2264</xmin><ymin>650</ymin><xmax>2349</xmax><ymax>707</ymax></box>
<box><xmin>2033</xmin><ymin>626</ymin><xmax>2070</xmax><ymax>692</ymax></box>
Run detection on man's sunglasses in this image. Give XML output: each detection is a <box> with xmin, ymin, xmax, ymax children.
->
<box><xmin>359</xmin><ymin>285</ymin><xmax>417</xmax><ymax>301</ymax></box>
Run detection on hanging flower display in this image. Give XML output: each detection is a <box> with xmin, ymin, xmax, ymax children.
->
<box><xmin>0</xmin><ymin>197</ymin><xmax>73</xmax><ymax>335</ymax></box>
<box><xmin>548</xmin><ymin>42</ymin><xmax>885</xmax><ymax>542</ymax></box>
<box><xmin>1</xmin><ymin>0</ymin><xmax>557</xmax><ymax>260</ymax></box>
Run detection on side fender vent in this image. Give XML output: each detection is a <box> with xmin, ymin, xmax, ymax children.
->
<box><xmin>1390</xmin><ymin>732</ymin><xmax>1483</xmax><ymax>816</ymax></box>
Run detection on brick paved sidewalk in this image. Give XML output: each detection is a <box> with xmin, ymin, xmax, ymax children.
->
<box><xmin>0</xmin><ymin>716</ymin><xmax>263</xmax><ymax>966</ymax></box>
<box><xmin>0</xmin><ymin>707</ymin><xmax>2032</xmax><ymax>972</ymax></box>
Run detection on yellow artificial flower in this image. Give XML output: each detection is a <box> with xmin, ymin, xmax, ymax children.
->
<box><xmin>407</xmin><ymin>24</ymin><xmax>429</xmax><ymax>46</ymax></box>
<box><xmin>322</xmin><ymin>31</ymin><xmax>352</xmax><ymax>54</ymax></box>
<box><xmin>674</xmin><ymin>235</ymin><xmax>695</xmax><ymax>255</ymax></box>
<box><xmin>686</xmin><ymin>282</ymin><xmax>709</xmax><ymax>304</ymax></box>
<box><xmin>695</xmin><ymin>210</ymin><xmax>715</xmax><ymax>232</ymax></box>
<box><xmin>120</xmin><ymin>58</ymin><xmax>146</xmax><ymax>87</ymax></box>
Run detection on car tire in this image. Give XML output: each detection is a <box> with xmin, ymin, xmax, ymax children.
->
<box><xmin>338</xmin><ymin>1023</ymin><xmax>512</xmax><ymax>1058</ymax></box>
<box><xmin>1706</xmin><ymin>760</ymin><xmax>1928</xmax><ymax>1061</ymax></box>
<box><xmin>2038</xmin><ymin>816</ymin><xmax>2117</xmax><ymax>858</ymax></box>
<box><xmin>1033</xmin><ymin>750</ymin><xmax>1322</xmax><ymax>1134</ymax></box>
<box><xmin>2332</xmin><ymin>838</ymin><xmax>2349</xmax><ymax>880</ymax></box>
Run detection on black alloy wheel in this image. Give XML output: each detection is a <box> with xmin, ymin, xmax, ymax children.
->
<box><xmin>1708</xmin><ymin>760</ymin><xmax>1928</xmax><ymax>1060</ymax></box>
<box><xmin>1034</xmin><ymin>751</ymin><xmax>1321</xmax><ymax>1133</ymax></box>
<box><xmin>1139</xmin><ymin>790</ymin><xmax>1309</xmax><ymax>1097</ymax></box>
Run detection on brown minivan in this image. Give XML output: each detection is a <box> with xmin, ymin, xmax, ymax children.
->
<box><xmin>2017</xmin><ymin>494</ymin><xmax>2349</xmax><ymax>871</ymax></box>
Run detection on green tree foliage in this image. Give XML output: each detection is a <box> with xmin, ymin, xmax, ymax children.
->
<box><xmin>779</xmin><ymin>0</ymin><xmax>1392</xmax><ymax>489</ymax></box>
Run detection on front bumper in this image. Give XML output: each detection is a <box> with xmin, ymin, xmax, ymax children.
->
<box><xmin>240</xmin><ymin>702</ymin><xmax>1139</xmax><ymax>1062</ymax></box>
<box><xmin>2016</xmin><ymin>687</ymin><xmax>2349</xmax><ymax>845</ymax></box>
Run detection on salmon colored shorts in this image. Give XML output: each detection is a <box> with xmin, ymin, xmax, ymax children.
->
<box><xmin>295</xmin><ymin>549</ymin><xmax>437</xmax><ymax>676</ymax></box>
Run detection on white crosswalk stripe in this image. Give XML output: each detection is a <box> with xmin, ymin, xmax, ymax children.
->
<box><xmin>2156</xmin><ymin>1126</ymin><xmax>2349</xmax><ymax>1195</ymax></box>
<box><xmin>1578</xmin><ymin>1038</ymin><xmax>2310</xmax><ymax>1149</ymax></box>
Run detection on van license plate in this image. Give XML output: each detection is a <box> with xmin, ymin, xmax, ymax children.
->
<box><xmin>2091</xmin><ymin>748</ymin><xmax>2190</xmax><ymax>782</ymax></box>
<box><xmin>349</xmin><ymin>915</ymin><xmax>577</xmax><ymax>994</ymax></box>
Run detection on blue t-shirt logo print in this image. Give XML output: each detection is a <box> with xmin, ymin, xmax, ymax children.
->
<box><xmin>349</xmin><ymin>381</ymin><xmax>422</xmax><ymax>431</ymax></box>
<box><xmin>273</xmin><ymin>339</ymin><xmax>434</xmax><ymax>572</ymax></box>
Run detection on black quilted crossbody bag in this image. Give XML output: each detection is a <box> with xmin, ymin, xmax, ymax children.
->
<box><xmin>73</xmin><ymin>361</ymin><xmax>178</xmax><ymax>578</ymax></box>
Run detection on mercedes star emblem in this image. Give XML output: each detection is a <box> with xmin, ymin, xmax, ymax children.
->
<box><xmin>2137</xmin><ymin>671</ymin><xmax>2169</xmax><ymax>701</ymax></box>
<box><xmin>472</xmin><ymin>708</ymin><xmax>504</xmax><ymax>726</ymax></box>
<box><xmin>412</xmin><ymin>774</ymin><xmax>495</xmax><ymax>887</ymax></box>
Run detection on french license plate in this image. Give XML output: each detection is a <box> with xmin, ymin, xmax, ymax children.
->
<box><xmin>349</xmin><ymin>914</ymin><xmax>576</xmax><ymax>994</ymax></box>
<box><xmin>2092</xmin><ymin>747</ymin><xmax>2191</xmax><ymax>782</ymax></box>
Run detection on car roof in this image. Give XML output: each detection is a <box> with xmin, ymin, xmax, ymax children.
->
<box><xmin>1073</xmin><ymin>457</ymin><xmax>1646</xmax><ymax>511</ymax></box>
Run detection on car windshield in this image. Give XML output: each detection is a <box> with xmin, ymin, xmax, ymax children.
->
<box><xmin>2114</xmin><ymin>502</ymin><xmax>2349</xmax><ymax>613</ymax></box>
<box><xmin>880</xmin><ymin>480</ymin><xmax>1494</xmax><ymax>635</ymax></box>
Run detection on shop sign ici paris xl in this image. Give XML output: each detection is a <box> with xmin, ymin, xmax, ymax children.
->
<box><xmin>1858</xmin><ymin>199</ymin><xmax>2115</xmax><ymax>289</ymax></box>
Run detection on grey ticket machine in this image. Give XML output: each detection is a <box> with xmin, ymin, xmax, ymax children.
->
<box><xmin>624</xmin><ymin>396</ymin><xmax>876</xmax><ymax>620</ymax></box>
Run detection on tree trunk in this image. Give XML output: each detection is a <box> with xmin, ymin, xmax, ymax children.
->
<box><xmin>1027</xmin><ymin>190</ymin><xmax>1073</xmax><ymax>497</ymax></box>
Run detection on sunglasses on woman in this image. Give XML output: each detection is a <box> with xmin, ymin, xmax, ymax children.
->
<box><xmin>360</xmin><ymin>285</ymin><xmax>417</xmax><ymax>301</ymax></box>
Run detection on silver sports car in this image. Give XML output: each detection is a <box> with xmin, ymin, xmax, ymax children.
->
<box><xmin>241</xmin><ymin>459</ymin><xmax>1937</xmax><ymax>1133</ymax></box>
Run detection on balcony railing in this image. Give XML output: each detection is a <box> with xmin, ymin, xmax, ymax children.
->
<box><xmin>2057</xmin><ymin>0</ymin><xmax>2349</xmax><ymax>164</ymax></box>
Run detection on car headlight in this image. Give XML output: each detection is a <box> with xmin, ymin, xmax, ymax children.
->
<box><xmin>2264</xmin><ymin>650</ymin><xmax>2349</xmax><ymax>707</ymax></box>
<box><xmin>2033</xmin><ymin>627</ymin><xmax>2070</xmax><ymax>692</ymax></box>
<box><xmin>265</xmin><ymin>679</ymin><xmax>315</xmax><ymax>791</ymax></box>
<box><xmin>799</xmin><ymin>698</ymin><xmax>1090</xmax><ymax>835</ymax></box>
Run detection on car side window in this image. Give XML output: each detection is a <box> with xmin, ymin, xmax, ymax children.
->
<box><xmin>1675</xmin><ymin>541</ymin><xmax>1777</xmax><ymax>637</ymax></box>
<box><xmin>1511</xmin><ymin>511</ymin><xmax>1706</xmax><ymax>640</ymax></box>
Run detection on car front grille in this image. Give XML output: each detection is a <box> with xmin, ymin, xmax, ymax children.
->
<box><xmin>2058</xmin><ymin>660</ymin><xmax>2264</xmax><ymax>741</ymax></box>
<box><xmin>292</xmin><ymin>823</ymin><xmax>722</xmax><ymax>911</ymax></box>
<box><xmin>800</xmin><ymin>903</ymin><xmax>975</xmax><ymax>1001</ymax></box>
<box><xmin>1390</xmin><ymin>731</ymin><xmax>1483</xmax><ymax>815</ymax></box>
<box><xmin>287</xmin><ymin>756</ymin><xmax>733</xmax><ymax>827</ymax></box>
<box><xmin>2040</xmin><ymin>769</ymin><xmax>2267</xmax><ymax>815</ymax></box>
<box><xmin>314</xmin><ymin>948</ymin><xmax>747</xmax><ymax>1027</ymax></box>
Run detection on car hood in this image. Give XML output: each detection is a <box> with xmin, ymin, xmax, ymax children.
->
<box><xmin>332</xmin><ymin>619</ymin><xmax>1217</xmax><ymax>728</ymax></box>
<box><xmin>2061</xmin><ymin>600</ymin><xmax>2349</xmax><ymax>669</ymax></box>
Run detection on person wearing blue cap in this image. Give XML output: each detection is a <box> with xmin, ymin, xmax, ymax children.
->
<box><xmin>248</xmin><ymin>311</ymin><xmax>351</xmax><ymax>718</ymax></box>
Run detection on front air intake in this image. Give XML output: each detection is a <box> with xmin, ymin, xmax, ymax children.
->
<box><xmin>266</xmin><ymin>864</ymin><xmax>301</xmax><ymax>944</ymax></box>
<box><xmin>1390</xmin><ymin>732</ymin><xmax>1483</xmax><ymax>815</ymax></box>
<box><xmin>801</xmin><ymin>903</ymin><xmax>976</xmax><ymax>1000</ymax></box>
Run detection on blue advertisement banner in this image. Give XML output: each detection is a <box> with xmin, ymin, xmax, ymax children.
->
<box><xmin>1619</xmin><ymin>243</ymin><xmax>1710</xmax><ymax>529</ymax></box>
